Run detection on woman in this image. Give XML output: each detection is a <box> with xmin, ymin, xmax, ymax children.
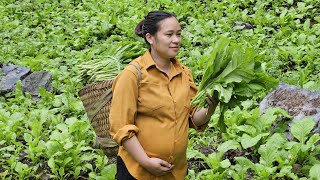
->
<box><xmin>110</xmin><ymin>10</ymin><xmax>218</xmax><ymax>180</ymax></box>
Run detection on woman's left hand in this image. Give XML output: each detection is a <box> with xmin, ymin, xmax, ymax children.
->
<box><xmin>205</xmin><ymin>93</ymin><xmax>218</xmax><ymax>115</ymax></box>
<box><xmin>191</xmin><ymin>93</ymin><xmax>219</xmax><ymax>127</ymax></box>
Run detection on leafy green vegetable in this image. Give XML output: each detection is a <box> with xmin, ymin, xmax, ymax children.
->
<box><xmin>192</xmin><ymin>37</ymin><xmax>278</xmax><ymax>131</ymax></box>
<box><xmin>217</xmin><ymin>140</ymin><xmax>241</xmax><ymax>154</ymax></box>
<box><xmin>309</xmin><ymin>164</ymin><xmax>320</xmax><ymax>180</ymax></box>
<box><xmin>77</xmin><ymin>42</ymin><xmax>144</xmax><ymax>84</ymax></box>
<box><xmin>291</xmin><ymin>117</ymin><xmax>316</xmax><ymax>144</ymax></box>
<box><xmin>241</xmin><ymin>133</ymin><xmax>269</xmax><ymax>149</ymax></box>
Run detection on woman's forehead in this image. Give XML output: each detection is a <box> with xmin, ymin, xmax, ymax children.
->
<box><xmin>158</xmin><ymin>17</ymin><xmax>181</xmax><ymax>32</ymax></box>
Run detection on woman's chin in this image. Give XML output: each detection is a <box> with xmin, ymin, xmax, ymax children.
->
<box><xmin>168</xmin><ymin>51</ymin><xmax>179</xmax><ymax>57</ymax></box>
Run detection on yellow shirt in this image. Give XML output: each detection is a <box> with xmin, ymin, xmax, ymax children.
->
<box><xmin>110</xmin><ymin>50</ymin><xmax>207</xmax><ymax>180</ymax></box>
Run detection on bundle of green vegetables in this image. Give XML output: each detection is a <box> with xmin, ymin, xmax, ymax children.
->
<box><xmin>77</xmin><ymin>42</ymin><xmax>144</xmax><ymax>84</ymax></box>
<box><xmin>192</xmin><ymin>37</ymin><xmax>278</xmax><ymax>131</ymax></box>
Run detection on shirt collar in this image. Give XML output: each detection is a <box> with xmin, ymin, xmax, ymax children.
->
<box><xmin>141</xmin><ymin>49</ymin><xmax>156</xmax><ymax>69</ymax></box>
<box><xmin>141</xmin><ymin>49</ymin><xmax>183</xmax><ymax>77</ymax></box>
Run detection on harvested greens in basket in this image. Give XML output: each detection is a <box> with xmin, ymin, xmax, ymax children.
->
<box><xmin>191</xmin><ymin>37</ymin><xmax>278</xmax><ymax>131</ymax></box>
<box><xmin>77</xmin><ymin>42</ymin><xmax>144</xmax><ymax>156</ymax></box>
<box><xmin>77</xmin><ymin>42</ymin><xmax>144</xmax><ymax>84</ymax></box>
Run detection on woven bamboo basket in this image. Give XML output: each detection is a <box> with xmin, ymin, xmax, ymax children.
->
<box><xmin>78</xmin><ymin>79</ymin><xmax>119</xmax><ymax>157</ymax></box>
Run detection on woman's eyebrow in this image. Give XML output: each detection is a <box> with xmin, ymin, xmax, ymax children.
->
<box><xmin>164</xmin><ymin>29</ymin><xmax>182</xmax><ymax>33</ymax></box>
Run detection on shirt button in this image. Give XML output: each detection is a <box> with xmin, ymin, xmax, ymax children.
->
<box><xmin>173</xmin><ymin>100</ymin><xmax>176</xmax><ymax>103</ymax></box>
<box><xmin>174</xmin><ymin>140</ymin><xmax>177</xmax><ymax>143</ymax></box>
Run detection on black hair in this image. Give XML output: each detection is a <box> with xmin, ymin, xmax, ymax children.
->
<box><xmin>134</xmin><ymin>10</ymin><xmax>177</xmax><ymax>45</ymax></box>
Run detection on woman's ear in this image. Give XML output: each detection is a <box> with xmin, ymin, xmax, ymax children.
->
<box><xmin>145</xmin><ymin>33</ymin><xmax>153</xmax><ymax>44</ymax></box>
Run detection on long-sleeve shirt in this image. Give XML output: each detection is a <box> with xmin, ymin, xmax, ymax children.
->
<box><xmin>109</xmin><ymin>50</ymin><xmax>207</xmax><ymax>180</ymax></box>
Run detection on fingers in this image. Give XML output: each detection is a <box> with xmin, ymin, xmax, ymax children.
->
<box><xmin>160</xmin><ymin>160</ymin><xmax>172</xmax><ymax>168</ymax></box>
<box><xmin>205</xmin><ymin>94</ymin><xmax>216</xmax><ymax>106</ymax></box>
<box><xmin>160</xmin><ymin>166</ymin><xmax>174</xmax><ymax>174</ymax></box>
<box><xmin>158</xmin><ymin>160</ymin><xmax>174</xmax><ymax>175</ymax></box>
<box><xmin>205</xmin><ymin>96</ymin><xmax>212</xmax><ymax>106</ymax></box>
<box><xmin>146</xmin><ymin>158</ymin><xmax>174</xmax><ymax>176</ymax></box>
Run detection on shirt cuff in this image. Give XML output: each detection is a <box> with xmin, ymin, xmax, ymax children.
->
<box><xmin>113</xmin><ymin>125</ymin><xmax>139</xmax><ymax>145</ymax></box>
<box><xmin>189</xmin><ymin>106</ymin><xmax>208</xmax><ymax>132</ymax></box>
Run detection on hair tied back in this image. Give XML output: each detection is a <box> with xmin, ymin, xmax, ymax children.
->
<box><xmin>134</xmin><ymin>20</ymin><xmax>145</xmax><ymax>38</ymax></box>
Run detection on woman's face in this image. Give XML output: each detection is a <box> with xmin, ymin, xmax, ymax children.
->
<box><xmin>149</xmin><ymin>17</ymin><xmax>181</xmax><ymax>60</ymax></box>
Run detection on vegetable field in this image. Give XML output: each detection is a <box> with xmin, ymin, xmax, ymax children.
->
<box><xmin>1</xmin><ymin>0</ymin><xmax>319</xmax><ymax>179</ymax></box>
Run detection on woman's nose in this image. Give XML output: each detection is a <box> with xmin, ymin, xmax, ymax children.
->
<box><xmin>172</xmin><ymin>35</ymin><xmax>181</xmax><ymax>43</ymax></box>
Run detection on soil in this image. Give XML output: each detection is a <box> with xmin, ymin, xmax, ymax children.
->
<box><xmin>187</xmin><ymin>146</ymin><xmax>260</xmax><ymax>179</ymax></box>
<box><xmin>188</xmin><ymin>158</ymin><xmax>209</xmax><ymax>172</ymax></box>
<box><xmin>107</xmin><ymin>156</ymin><xmax>117</xmax><ymax>165</ymax></box>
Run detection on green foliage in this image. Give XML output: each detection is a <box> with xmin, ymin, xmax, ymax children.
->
<box><xmin>189</xmin><ymin>107</ymin><xmax>320</xmax><ymax>179</ymax></box>
<box><xmin>1</xmin><ymin>0</ymin><xmax>320</xmax><ymax>179</ymax></box>
<box><xmin>291</xmin><ymin>117</ymin><xmax>316</xmax><ymax>144</ymax></box>
<box><xmin>77</xmin><ymin>42</ymin><xmax>144</xmax><ymax>83</ymax></box>
<box><xmin>309</xmin><ymin>164</ymin><xmax>320</xmax><ymax>180</ymax></box>
<box><xmin>191</xmin><ymin>37</ymin><xmax>279</xmax><ymax>131</ymax></box>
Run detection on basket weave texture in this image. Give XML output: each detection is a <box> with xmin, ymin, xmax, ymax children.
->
<box><xmin>78</xmin><ymin>79</ymin><xmax>119</xmax><ymax>156</ymax></box>
<box><xmin>78</xmin><ymin>63</ymin><xmax>141</xmax><ymax>157</ymax></box>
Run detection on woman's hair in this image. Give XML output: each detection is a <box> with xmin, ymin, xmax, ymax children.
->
<box><xmin>135</xmin><ymin>10</ymin><xmax>177</xmax><ymax>44</ymax></box>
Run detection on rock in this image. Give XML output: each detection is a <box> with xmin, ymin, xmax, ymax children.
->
<box><xmin>22</xmin><ymin>71</ymin><xmax>53</xmax><ymax>96</ymax></box>
<box><xmin>0</xmin><ymin>64</ymin><xmax>53</xmax><ymax>98</ymax></box>
<box><xmin>260</xmin><ymin>82</ymin><xmax>320</xmax><ymax>139</ymax></box>
<box><xmin>0</xmin><ymin>65</ymin><xmax>31</xmax><ymax>95</ymax></box>
<box><xmin>232</xmin><ymin>21</ymin><xmax>254</xmax><ymax>30</ymax></box>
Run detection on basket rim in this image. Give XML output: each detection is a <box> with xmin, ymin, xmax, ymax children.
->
<box><xmin>78</xmin><ymin>80</ymin><xmax>113</xmax><ymax>96</ymax></box>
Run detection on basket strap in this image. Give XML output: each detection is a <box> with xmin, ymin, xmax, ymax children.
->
<box><xmin>129</xmin><ymin>63</ymin><xmax>141</xmax><ymax>86</ymax></box>
<box><xmin>89</xmin><ymin>88</ymin><xmax>112</xmax><ymax>120</ymax></box>
<box><xmin>91</xmin><ymin>63</ymin><xmax>141</xmax><ymax>120</ymax></box>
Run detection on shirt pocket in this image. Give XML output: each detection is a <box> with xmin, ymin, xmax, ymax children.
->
<box><xmin>138</xmin><ymin>82</ymin><xmax>166</xmax><ymax>115</ymax></box>
<box><xmin>175</xmin><ymin>79</ymin><xmax>192</xmax><ymax>117</ymax></box>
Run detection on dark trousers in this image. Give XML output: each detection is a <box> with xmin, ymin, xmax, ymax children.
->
<box><xmin>116</xmin><ymin>156</ymin><xmax>136</xmax><ymax>180</ymax></box>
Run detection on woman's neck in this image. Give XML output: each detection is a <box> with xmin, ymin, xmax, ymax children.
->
<box><xmin>150</xmin><ymin>50</ymin><xmax>171</xmax><ymax>75</ymax></box>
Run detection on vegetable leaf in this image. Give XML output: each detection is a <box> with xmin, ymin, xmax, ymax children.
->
<box><xmin>290</xmin><ymin>117</ymin><xmax>316</xmax><ymax>143</ymax></box>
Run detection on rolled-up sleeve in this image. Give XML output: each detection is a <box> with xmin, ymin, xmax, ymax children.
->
<box><xmin>109</xmin><ymin>67</ymin><xmax>139</xmax><ymax>145</ymax></box>
<box><xmin>184</xmin><ymin>68</ymin><xmax>208</xmax><ymax>132</ymax></box>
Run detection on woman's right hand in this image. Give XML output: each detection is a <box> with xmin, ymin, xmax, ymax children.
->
<box><xmin>142</xmin><ymin>157</ymin><xmax>174</xmax><ymax>176</ymax></box>
<box><xmin>121</xmin><ymin>136</ymin><xmax>174</xmax><ymax>176</ymax></box>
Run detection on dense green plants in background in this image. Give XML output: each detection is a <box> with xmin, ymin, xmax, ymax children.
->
<box><xmin>0</xmin><ymin>0</ymin><xmax>319</xmax><ymax>179</ymax></box>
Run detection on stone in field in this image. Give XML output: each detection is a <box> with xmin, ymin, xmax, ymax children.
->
<box><xmin>0</xmin><ymin>64</ymin><xmax>52</xmax><ymax>98</ymax></box>
<box><xmin>0</xmin><ymin>64</ymin><xmax>30</xmax><ymax>94</ymax></box>
<box><xmin>260</xmin><ymin>82</ymin><xmax>320</xmax><ymax>139</ymax></box>
<box><xmin>22</xmin><ymin>71</ymin><xmax>53</xmax><ymax>96</ymax></box>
